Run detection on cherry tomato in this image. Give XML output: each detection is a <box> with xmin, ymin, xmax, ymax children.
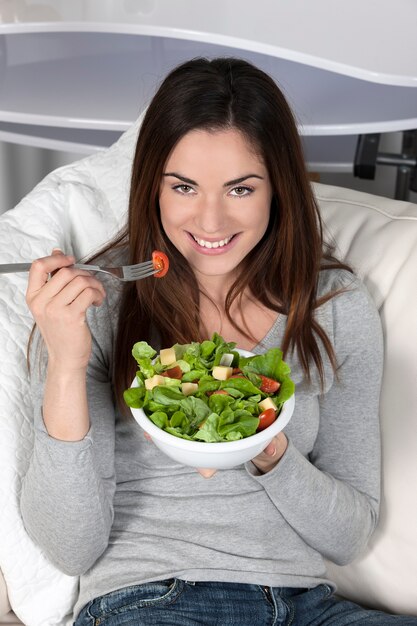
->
<box><xmin>257</xmin><ymin>408</ymin><xmax>277</xmax><ymax>431</ymax></box>
<box><xmin>161</xmin><ymin>365</ymin><xmax>182</xmax><ymax>379</ymax></box>
<box><xmin>258</xmin><ymin>374</ymin><xmax>280</xmax><ymax>394</ymax></box>
<box><xmin>152</xmin><ymin>250</ymin><xmax>169</xmax><ymax>278</ymax></box>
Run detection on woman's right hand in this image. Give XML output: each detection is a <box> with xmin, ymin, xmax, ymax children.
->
<box><xmin>26</xmin><ymin>249</ymin><xmax>106</xmax><ymax>373</ymax></box>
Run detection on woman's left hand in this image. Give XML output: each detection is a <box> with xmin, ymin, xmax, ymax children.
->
<box><xmin>250</xmin><ymin>432</ymin><xmax>288</xmax><ymax>474</ymax></box>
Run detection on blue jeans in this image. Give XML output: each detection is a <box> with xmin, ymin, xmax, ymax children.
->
<box><xmin>74</xmin><ymin>579</ymin><xmax>417</xmax><ymax>625</ymax></box>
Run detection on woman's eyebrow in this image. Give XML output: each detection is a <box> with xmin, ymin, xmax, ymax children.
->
<box><xmin>163</xmin><ymin>172</ymin><xmax>197</xmax><ymax>185</ymax></box>
<box><xmin>224</xmin><ymin>174</ymin><xmax>264</xmax><ymax>186</ymax></box>
<box><xmin>163</xmin><ymin>172</ymin><xmax>264</xmax><ymax>186</ymax></box>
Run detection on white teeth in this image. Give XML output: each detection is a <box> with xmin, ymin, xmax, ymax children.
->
<box><xmin>193</xmin><ymin>235</ymin><xmax>232</xmax><ymax>249</ymax></box>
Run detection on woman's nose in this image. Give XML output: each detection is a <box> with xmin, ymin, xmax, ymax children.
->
<box><xmin>195</xmin><ymin>196</ymin><xmax>226</xmax><ymax>234</ymax></box>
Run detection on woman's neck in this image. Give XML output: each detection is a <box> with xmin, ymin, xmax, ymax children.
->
<box><xmin>195</xmin><ymin>278</ymin><xmax>277</xmax><ymax>350</ymax></box>
<box><xmin>196</xmin><ymin>272</ymin><xmax>237</xmax><ymax>310</ymax></box>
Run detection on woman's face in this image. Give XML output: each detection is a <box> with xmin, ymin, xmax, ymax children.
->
<box><xmin>159</xmin><ymin>128</ymin><xmax>273</xmax><ymax>285</ymax></box>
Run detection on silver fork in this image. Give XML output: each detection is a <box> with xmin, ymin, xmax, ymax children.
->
<box><xmin>73</xmin><ymin>261</ymin><xmax>158</xmax><ymax>282</ymax></box>
<box><xmin>0</xmin><ymin>260</ymin><xmax>158</xmax><ymax>282</ymax></box>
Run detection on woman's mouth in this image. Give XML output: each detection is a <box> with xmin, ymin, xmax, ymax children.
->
<box><xmin>192</xmin><ymin>234</ymin><xmax>234</xmax><ymax>249</ymax></box>
<box><xmin>188</xmin><ymin>232</ymin><xmax>238</xmax><ymax>254</ymax></box>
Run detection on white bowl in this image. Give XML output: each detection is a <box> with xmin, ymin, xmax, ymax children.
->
<box><xmin>130</xmin><ymin>349</ymin><xmax>295</xmax><ymax>469</ymax></box>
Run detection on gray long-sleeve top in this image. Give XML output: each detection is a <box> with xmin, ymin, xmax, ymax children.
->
<box><xmin>21</xmin><ymin>268</ymin><xmax>383</xmax><ymax>620</ymax></box>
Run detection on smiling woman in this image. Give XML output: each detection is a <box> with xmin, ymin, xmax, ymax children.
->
<box><xmin>159</xmin><ymin>128</ymin><xmax>272</xmax><ymax>292</ymax></box>
<box><xmin>19</xmin><ymin>57</ymin><xmax>417</xmax><ymax>626</ymax></box>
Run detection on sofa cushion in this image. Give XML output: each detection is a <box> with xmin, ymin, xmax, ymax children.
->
<box><xmin>315</xmin><ymin>182</ymin><xmax>417</xmax><ymax>616</ymax></box>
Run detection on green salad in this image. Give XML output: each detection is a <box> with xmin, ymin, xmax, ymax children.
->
<box><xmin>124</xmin><ymin>333</ymin><xmax>295</xmax><ymax>443</ymax></box>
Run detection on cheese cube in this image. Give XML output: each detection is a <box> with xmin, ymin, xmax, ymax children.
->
<box><xmin>212</xmin><ymin>366</ymin><xmax>233</xmax><ymax>381</ymax></box>
<box><xmin>219</xmin><ymin>353</ymin><xmax>234</xmax><ymax>367</ymax></box>
<box><xmin>258</xmin><ymin>397</ymin><xmax>278</xmax><ymax>412</ymax></box>
<box><xmin>145</xmin><ymin>375</ymin><xmax>166</xmax><ymax>390</ymax></box>
<box><xmin>159</xmin><ymin>347</ymin><xmax>176</xmax><ymax>366</ymax></box>
<box><xmin>181</xmin><ymin>382</ymin><xmax>199</xmax><ymax>396</ymax></box>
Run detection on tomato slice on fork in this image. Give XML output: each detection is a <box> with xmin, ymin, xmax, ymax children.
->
<box><xmin>152</xmin><ymin>250</ymin><xmax>169</xmax><ymax>278</ymax></box>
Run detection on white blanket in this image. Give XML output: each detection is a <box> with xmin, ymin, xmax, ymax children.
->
<box><xmin>0</xmin><ymin>120</ymin><xmax>138</xmax><ymax>626</ymax></box>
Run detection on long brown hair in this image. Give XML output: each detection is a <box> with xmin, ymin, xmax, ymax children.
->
<box><xmin>108</xmin><ymin>57</ymin><xmax>351</xmax><ymax>413</ymax></box>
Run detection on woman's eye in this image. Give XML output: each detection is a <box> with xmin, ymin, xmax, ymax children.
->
<box><xmin>230</xmin><ymin>186</ymin><xmax>253</xmax><ymax>197</ymax></box>
<box><xmin>173</xmin><ymin>184</ymin><xmax>194</xmax><ymax>194</ymax></box>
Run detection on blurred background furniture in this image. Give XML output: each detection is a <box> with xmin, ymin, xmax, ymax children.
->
<box><xmin>0</xmin><ymin>0</ymin><xmax>416</xmax><ymax>200</ymax></box>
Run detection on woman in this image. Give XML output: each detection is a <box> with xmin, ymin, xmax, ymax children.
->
<box><xmin>21</xmin><ymin>58</ymin><xmax>417</xmax><ymax>625</ymax></box>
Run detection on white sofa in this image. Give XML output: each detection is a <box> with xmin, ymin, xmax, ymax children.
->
<box><xmin>1</xmin><ymin>123</ymin><xmax>417</xmax><ymax>625</ymax></box>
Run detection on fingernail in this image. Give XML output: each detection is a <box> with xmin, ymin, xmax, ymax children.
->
<box><xmin>52</xmin><ymin>247</ymin><xmax>63</xmax><ymax>254</ymax></box>
<box><xmin>269</xmin><ymin>446</ymin><xmax>277</xmax><ymax>457</ymax></box>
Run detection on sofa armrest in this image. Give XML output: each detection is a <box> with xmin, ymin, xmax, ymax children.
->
<box><xmin>0</xmin><ymin>615</ymin><xmax>24</xmax><ymax>625</ymax></box>
<box><xmin>0</xmin><ymin>570</ymin><xmax>23</xmax><ymax>624</ymax></box>
<box><xmin>0</xmin><ymin>569</ymin><xmax>11</xmax><ymax>619</ymax></box>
